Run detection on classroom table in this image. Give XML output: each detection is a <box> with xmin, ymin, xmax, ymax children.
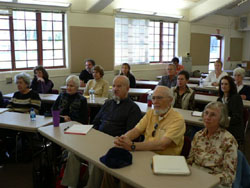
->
<box><xmin>4</xmin><ymin>93</ymin><xmax>59</xmax><ymax>104</ymax></box>
<box><xmin>60</xmin><ymin>86</ymin><xmax>152</xmax><ymax>96</ymax></box>
<box><xmin>135</xmin><ymin>102</ymin><xmax>203</xmax><ymax>127</ymax></box>
<box><xmin>38</xmin><ymin>122</ymin><xmax>219</xmax><ymax>188</ymax></box>
<box><xmin>157</xmin><ymin>76</ymin><xmax>200</xmax><ymax>84</ymax></box>
<box><xmin>136</xmin><ymin>80</ymin><xmax>198</xmax><ymax>89</ymax></box>
<box><xmin>195</xmin><ymin>94</ymin><xmax>250</xmax><ymax>108</ymax></box>
<box><xmin>0</xmin><ymin>111</ymin><xmax>52</xmax><ymax>132</ymax></box>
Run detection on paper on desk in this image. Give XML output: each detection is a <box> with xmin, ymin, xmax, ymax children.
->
<box><xmin>64</xmin><ymin>124</ymin><xmax>93</xmax><ymax>135</ymax></box>
<box><xmin>0</xmin><ymin>108</ymin><xmax>9</xmax><ymax>114</ymax></box>
<box><xmin>191</xmin><ymin>111</ymin><xmax>202</xmax><ymax>117</ymax></box>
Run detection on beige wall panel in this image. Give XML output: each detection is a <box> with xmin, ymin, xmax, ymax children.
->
<box><xmin>190</xmin><ymin>33</ymin><xmax>210</xmax><ymax>66</ymax></box>
<box><xmin>230</xmin><ymin>38</ymin><xmax>243</xmax><ymax>61</ymax></box>
<box><xmin>70</xmin><ymin>26</ymin><xmax>114</xmax><ymax>72</ymax></box>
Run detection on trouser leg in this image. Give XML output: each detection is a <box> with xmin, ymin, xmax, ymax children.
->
<box><xmin>85</xmin><ymin>163</ymin><xmax>104</xmax><ymax>188</ymax></box>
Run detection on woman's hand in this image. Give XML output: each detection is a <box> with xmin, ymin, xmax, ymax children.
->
<box><xmin>62</xmin><ymin>115</ymin><xmax>71</xmax><ymax>122</ymax></box>
<box><xmin>37</xmin><ymin>77</ymin><xmax>45</xmax><ymax>82</ymax></box>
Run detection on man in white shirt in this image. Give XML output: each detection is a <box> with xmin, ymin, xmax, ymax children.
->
<box><xmin>204</xmin><ymin>60</ymin><xmax>228</xmax><ymax>86</ymax></box>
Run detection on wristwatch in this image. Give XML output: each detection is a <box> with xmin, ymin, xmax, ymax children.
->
<box><xmin>131</xmin><ymin>142</ymin><xmax>136</xmax><ymax>151</ymax></box>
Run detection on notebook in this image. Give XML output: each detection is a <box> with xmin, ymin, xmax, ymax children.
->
<box><xmin>152</xmin><ymin>155</ymin><xmax>190</xmax><ymax>175</ymax></box>
<box><xmin>191</xmin><ymin>111</ymin><xmax>202</xmax><ymax>117</ymax></box>
<box><xmin>0</xmin><ymin>108</ymin><xmax>9</xmax><ymax>114</ymax></box>
<box><xmin>64</xmin><ymin>124</ymin><xmax>93</xmax><ymax>135</ymax></box>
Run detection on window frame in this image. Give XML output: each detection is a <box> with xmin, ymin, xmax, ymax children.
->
<box><xmin>0</xmin><ymin>10</ymin><xmax>66</xmax><ymax>71</ymax></box>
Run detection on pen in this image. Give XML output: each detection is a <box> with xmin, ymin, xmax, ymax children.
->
<box><xmin>64</xmin><ymin>126</ymin><xmax>70</xmax><ymax>131</ymax></box>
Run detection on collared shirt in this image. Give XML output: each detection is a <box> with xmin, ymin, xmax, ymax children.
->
<box><xmin>187</xmin><ymin>127</ymin><xmax>238</xmax><ymax>186</ymax></box>
<box><xmin>93</xmin><ymin>97</ymin><xmax>142</xmax><ymax>137</ymax></box>
<box><xmin>135</xmin><ymin>108</ymin><xmax>185</xmax><ymax>155</ymax></box>
<box><xmin>204</xmin><ymin>71</ymin><xmax>228</xmax><ymax>86</ymax></box>
<box><xmin>236</xmin><ymin>84</ymin><xmax>243</xmax><ymax>93</ymax></box>
<box><xmin>158</xmin><ymin>75</ymin><xmax>177</xmax><ymax>88</ymax></box>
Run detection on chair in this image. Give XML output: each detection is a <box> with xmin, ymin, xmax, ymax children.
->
<box><xmin>180</xmin><ymin>136</ymin><xmax>191</xmax><ymax>158</ymax></box>
<box><xmin>232</xmin><ymin>150</ymin><xmax>250</xmax><ymax>188</ymax></box>
<box><xmin>51</xmin><ymin>89</ymin><xmax>59</xmax><ymax>94</ymax></box>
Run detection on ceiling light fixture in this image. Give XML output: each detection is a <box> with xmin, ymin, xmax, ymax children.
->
<box><xmin>117</xmin><ymin>8</ymin><xmax>183</xmax><ymax>19</ymax></box>
<box><xmin>237</xmin><ymin>0</ymin><xmax>248</xmax><ymax>6</ymax></box>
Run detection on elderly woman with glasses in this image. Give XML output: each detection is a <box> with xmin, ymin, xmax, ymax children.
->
<box><xmin>52</xmin><ymin>75</ymin><xmax>88</xmax><ymax>124</ymax></box>
<box><xmin>8</xmin><ymin>72</ymin><xmax>41</xmax><ymax>114</ymax></box>
<box><xmin>233</xmin><ymin>67</ymin><xmax>250</xmax><ymax>100</ymax></box>
<box><xmin>187</xmin><ymin>101</ymin><xmax>238</xmax><ymax>188</ymax></box>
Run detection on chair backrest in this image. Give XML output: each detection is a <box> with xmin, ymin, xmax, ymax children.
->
<box><xmin>180</xmin><ymin>136</ymin><xmax>191</xmax><ymax>158</ymax></box>
<box><xmin>243</xmin><ymin>108</ymin><xmax>249</xmax><ymax>137</ymax></box>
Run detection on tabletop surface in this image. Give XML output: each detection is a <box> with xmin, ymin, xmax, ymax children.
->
<box><xmin>38</xmin><ymin>122</ymin><xmax>219</xmax><ymax>188</ymax></box>
<box><xmin>0</xmin><ymin>111</ymin><xmax>52</xmax><ymax>132</ymax></box>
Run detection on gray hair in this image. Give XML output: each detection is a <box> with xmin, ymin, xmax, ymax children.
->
<box><xmin>167</xmin><ymin>63</ymin><xmax>176</xmax><ymax>71</ymax></box>
<box><xmin>154</xmin><ymin>85</ymin><xmax>173</xmax><ymax>100</ymax></box>
<box><xmin>15</xmin><ymin>72</ymin><xmax>31</xmax><ymax>87</ymax></box>
<box><xmin>202</xmin><ymin>101</ymin><xmax>229</xmax><ymax>128</ymax></box>
<box><xmin>233</xmin><ymin>67</ymin><xmax>245</xmax><ymax>77</ymax></box>
<box><xmin>66</xmin><ymin>75</ymin><xmax>80</xmax><ymax>88</ymax></box>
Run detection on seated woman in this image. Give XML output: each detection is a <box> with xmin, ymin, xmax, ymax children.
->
<box><xmin>8</xmin><ymin>72</ymin><xmax>41</xmax><ymax>114</ymax></box>
<box><xmin>31</xmin><ymin>65</ymin><xmax>54</xmax><ymax>94</ymax></box>
<box><xmin>204</xmin><ymin>59</ymin><xmax>228</xmax><ymax>86</ymax></box>
<box><xmin>217</xmin><ymin>76</ymin><xmax>244</xmax><ymax>142</ymax></box>
<box><xmin>84</xmin><ymin>65</ymin><xmax>109</xmax><ymax>98</ymax></box>
<box><xmin>172</xmin><ymin>57</ymin><xmax>184</xmax><ymax>73</ymax></box>
<box><xmin>233</xmin><ymin>67</ymin><xmax>250</xmax><ymax>100</ymax></box>
<box><xmin>187</xmin><ymin>101</ymin><xmax>238</xmax><ymax>187</ymax></box>
<box><xmin>120</xmin><ymin>63</ymin><xmax>136</xmax><ymax>88</ymax></box>
<box><xmin>52</xmin><ymin>75</ymin><xmax>88</xmax><ymax>124</ymax></box>
<box><xmin>171</xmin><ymin>70</ymin><xmax>195</xmax><ymax>110</ymax></box>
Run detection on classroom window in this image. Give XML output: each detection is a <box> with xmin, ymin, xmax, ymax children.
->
<box><xmin>0</xmin><ymin>10</ymin><xmax>65</xmax><ymax>71</ymax></box>
<box><xmin>208</xmin><ymin>35</ymin><xmax>222</xmax><ymax>72</ymax></box>
<box><xmin>115</xmin><ymin>17</ymin><xmax>176</xmax><ymax>65</ymax></box>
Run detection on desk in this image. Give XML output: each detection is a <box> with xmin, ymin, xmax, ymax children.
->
<box><xmin>135</xmin><ymin>102</ymin><xmax>203</xmax><ymax>127</ymax></box>
<box><xmin>195</xmin><ymin>94</ymin><xmax>250</xmax><ymax>108</ymax></box>
<box><xmin>194</xmin><ymin>86</ymin><xmax>219</xmax><ymax>92</ymax></box>
<box><xmin>136</xmin><ymin>80</ymin><xmax>197</xmax><ymax>89</ymax></box>
<box><xmin>4</xmin><ymin>93</ymin><xmax>59</xmax><ymax>104</ymax></box>
<box><xmin>60</xmin><ymin>86</ymin><xmax>85</xmax><ymax>93</ymax></box>
<box><xmin>0</xmin><ymin>111</ymin><xmax>52</xmax><ymax>132</ymax></box>
<box><xmin>38</xmin><ymin>123</ymin><xmax>219</xmax><ymax>188</ymax></box>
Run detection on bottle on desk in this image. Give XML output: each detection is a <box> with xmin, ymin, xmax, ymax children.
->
<box><xmin>147</xmin><ymin>93</ymin><xmax>152</xmax><ymax>108</ymax></box>
<box><xmin>199</xmin><ymin>77</ymin><xmax>204</xmax><ymax>87</ymax></box>
<box><xmin>30</xmin><ymin>108</ymin><xmax>36</xmax><ymax>121</ymax></box>
<box><xmin>89</xmin><ymin>88</ymin><xmax>95</xmax><ymax>101</ymax></box>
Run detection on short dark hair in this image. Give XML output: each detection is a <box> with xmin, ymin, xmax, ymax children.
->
<box><xmin>178</xmin><ymin>70</ymin><xmax>189</xmax><ymax>80</ymax></box>
<box><xmin>219</xmin><ymin>76</ymin><xmax>237</xmax><ymax>98</ymax></box>
<box><xmin>33</xmin><ymin>65</ymin><xmax>49</xmax><ymax>81</ymax></box>
<box><xmin>84</xmin><ymin>59</ymin><xmax>96</xmax><ymax>66</ymax></box>
<box><xmin>171</xmin><ymin>57</ymin><xmax>179</xmax><ymax>63</ymax></box>
<box><xmin>93</xmin><ymin>65</ymin><xmax>104</xmax><ymax>77</ymax></box>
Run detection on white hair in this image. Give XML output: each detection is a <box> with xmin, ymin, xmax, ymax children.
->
<box><xmin>15</xmin><ymin>72</ymin><xmax>31</xmax><ymax>86</ymax></box>
<box><xmin>233</xmin><ymin>67</ymin><xmax>245</xmax><ymax>78</ymax></box>
<box><xmin>66</xmin><ymin>75</ymin><xmax>80</xmax><ymax>88</ymax></box>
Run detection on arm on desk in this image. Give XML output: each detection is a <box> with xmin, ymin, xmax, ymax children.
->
<box><xmin>115</xmin><ymin>131</ymin><xmax>172</xmax><ymax>152</ymax></box>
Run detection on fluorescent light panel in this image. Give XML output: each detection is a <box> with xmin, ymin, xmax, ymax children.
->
<box><xmin>18</xmin><ymin>0</ymin><xmax>71</xmax><ymax>7</ymax></box>
<box><xmin>118</xmin><ymin>8</ymin><xmax>183</xmax><ymax>19</ymax></box>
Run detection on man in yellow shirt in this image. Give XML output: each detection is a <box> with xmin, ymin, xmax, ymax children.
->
<box><xmin>101</xmin><ymin>85</ymin><xmax>186</xmax><ymax>188</ymax></box>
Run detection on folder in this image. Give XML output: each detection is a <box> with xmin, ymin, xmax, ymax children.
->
<box><xmin>152</xmin><ymin>155</ymin><xmax>190</xmax><ymax>175</ymax></box>
<box><xmin>64</xmin><ymin>124</ymin><xmax>93</xmax><ymax>135</ymax></box>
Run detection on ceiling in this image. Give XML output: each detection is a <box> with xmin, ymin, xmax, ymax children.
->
<box><xmin>215</xmin><ymin>0</ymin><xmax>250</xmax><ymax>17</ymax></box>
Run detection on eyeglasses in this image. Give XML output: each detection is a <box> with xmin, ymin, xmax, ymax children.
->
<box><xmin>152</xmin><ymin>123</ymin><xmax>158</xmax><ymax>137</ymax></box>
<box><xmin>152</xmin><ymin>96</ymin><xmax>166</xmax><ymax>100</ymax></box>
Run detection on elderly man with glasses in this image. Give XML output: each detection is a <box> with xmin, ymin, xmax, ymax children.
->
<box><xmin>101</xmin><ymin>85</ymin><xmax>185</xmax><ymax>188</ymax></box>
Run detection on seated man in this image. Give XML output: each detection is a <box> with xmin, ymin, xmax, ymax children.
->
<box><xmin>79</xmin><ymin>59</ymin><xmax>95</xmax><ymax>87</ymax></box>
<box><xmin>61</xmin><ymin>75</ymin><xmax>142</xmax><ymax>188</ymax></box>
<box><xmin>158</xmin><ymin>63</ymin><xmax>177</xmax><ymax>88</ymax></box>
<box><xmin>101</xmin><ymin>86</ymin><xmax>186</xmax><ymax>188</ymax></box>
<box><xmin>171</xmin><ymin>70</ymin><xmax>195</xmax><ymax>110</ymax></box>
